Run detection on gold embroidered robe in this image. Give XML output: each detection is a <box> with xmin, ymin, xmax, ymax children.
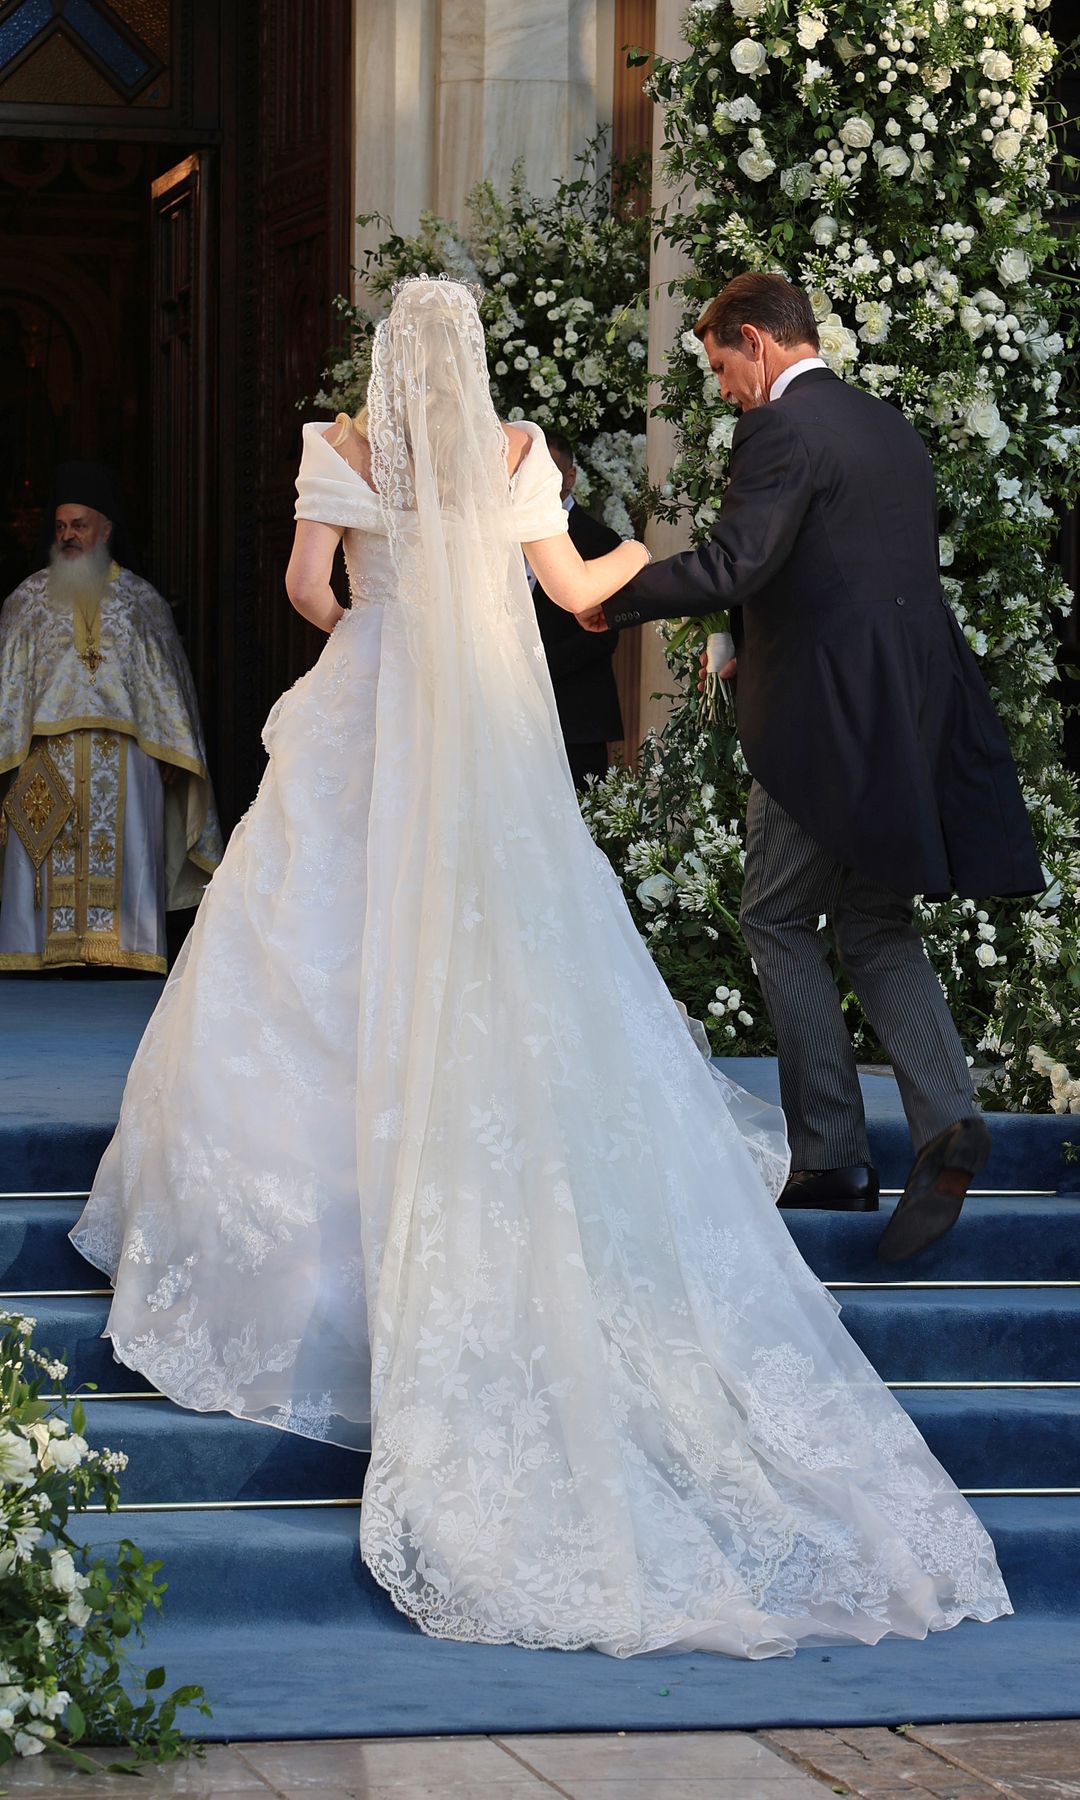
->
<box><xmin>0</xmin><ymin>567</ymin><xmax>223</xmax><ymax>972</ymax></box>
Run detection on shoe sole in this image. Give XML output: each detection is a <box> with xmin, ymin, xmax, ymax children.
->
<box><xmin>876</xmin><ymin>1117</ymin><xmax>992</xmax><ymax>1264</ymax></box>
<box><xmin>778</xmin><ymin>1194</ymin><xmax>880</xmax><ymax>1212</ymax></box>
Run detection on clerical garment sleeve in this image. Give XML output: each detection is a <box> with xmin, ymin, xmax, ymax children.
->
<box><xmin>604</xmin><ymin>406</ymin><xmax>813</xmax><ymax>628</ymax></box>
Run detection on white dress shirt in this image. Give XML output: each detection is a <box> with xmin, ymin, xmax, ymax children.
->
<box><xmin>769</xmin><ymin>356</ymin><xmax>827</xmax><ymax>401</ymax></box>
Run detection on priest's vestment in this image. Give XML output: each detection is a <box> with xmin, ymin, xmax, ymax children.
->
<box><xmin>0</xmin><ymin>565</ymin><xmax>222</xmax><ymax>972</ymax></box>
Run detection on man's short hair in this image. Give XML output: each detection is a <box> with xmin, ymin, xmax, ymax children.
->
<box><xmin>545</xmin><ymin>431</ymin><xmax>575</xmax><ymax>466</ymax></box>
<box><xmin>695</xmin><ymin>273</ymin><xmax>819</xmax><ymax>353</ymax></box>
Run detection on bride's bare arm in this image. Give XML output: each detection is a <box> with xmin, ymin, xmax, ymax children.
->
<box><xmin>523</xmin><ymin>532</ymin><xmax>649</xmax><ymax>615</ymax></box>
<box><xmin>286</xmin><ymin>521</ymin><xmax>346</xmax><ymax>634</ymax></box>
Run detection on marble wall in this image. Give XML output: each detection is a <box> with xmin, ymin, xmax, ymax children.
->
<box><xmin>353</xmin><ymin>0</ymin><xmax>614</xmax><ymax>276</ymax></box>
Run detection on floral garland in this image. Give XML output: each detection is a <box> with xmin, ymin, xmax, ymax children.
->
<box><xmin>0</xmin><ymin>1312</ymin><xmax>208</xmax><ymax>1769</ymax></box>
<box><xmin>584</xmin><ymin>0</ymin><xmax>1079</xmax><ymax>1105</ymax></box>
<box><xmin>313</xmin><ymin>139</ymin><xmax>650</xmax><ymax>536</ymax></box>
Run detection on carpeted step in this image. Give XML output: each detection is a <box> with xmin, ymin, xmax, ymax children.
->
<box><xmin>66</xmin><ymin>1387</ymin><xmax>1078</xmax><ymax>1503</ymax></box>
<box><xmin>14</xmin><ymin>1293</ymin><xmax>154</xmax><ymax>1393</ymax></box>
<box><xmin>0</xmin><ymin>1197</ymin><xmax>92</xmax><ymax>1289</ymax></box>
<box><xmin>8</xmin><ymin>1195</ymin><xmax>1080</xmax><ymax>1293</ymax></box>
<box><xmin>73</xmin><ymin>1399</ymin><xmax>369</xmax><ymax>1504</ymax></box>
<box><xmin>839</xmin><ymin>1286</ymin><xmax>1080</xmax><ymax>1382</ymax></box>
<box><xmin>112</xmin><ymin>1609</ymin><xmax>1080</xmax><ymax>1736</ymax></box>
<box><xmin>714</xmin><ymin>1058</ymin><xmax>1080</xmax><ymax>1196</ymax></box>
<box><xmin>899</xmin><ymin>1387</ymin><xmax>1080</xmax><ymax>1491</ymax></box>
<box><xmin>784</xmin><ymin>1197</ymin><xmax>1080</xmax><ymax>1283</ymax></box>
<box><xmin>70</xmin><ymin>1495</ymin><xmax>1080</xmax><ymax>1629</ymax></box>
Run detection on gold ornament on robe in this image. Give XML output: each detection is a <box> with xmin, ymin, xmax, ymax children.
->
<box><xmin>1</xmin><ymin>743</ymin><xmax>76</xmax><ymax>908</ymax></box>
<box><xmin>71</xmin><ymin>559</ymin><xmax>117</xmax><ymax>675</ymax></box>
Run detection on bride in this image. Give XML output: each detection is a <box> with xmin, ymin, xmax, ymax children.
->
<box><xmin>72</xmin><ymin>277</ymin><xmax>1010</xmax><ymax>1658</ymax></box>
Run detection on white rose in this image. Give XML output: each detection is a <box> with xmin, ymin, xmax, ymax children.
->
<box><xmin>992</xmin><ymin>129</ymin><xmax>1023</xmax><ymax>164</ymax></box>
<box><xmin>67</xmin><ymin>1597</ymin><xmax>92</xmax><ymax>1629</ymax></box>
<box><xmin>738</xmin><ymin>146</ymin><xmax>776</xmax><ymax>181</ymax></box>
<box><xmin>796</xmin><ymin>14</ymin><xmax>828</xmax><ymax>49</ymax></box>
<box><xmin>958</xmin><ymin>305</ymin><xmax>983</xmax><ymax>339</ymax></box>
<box><xmin>14</xmin><ymin>1732</ymin><xmax>47</xmax><ymax>1758</ymax></box>
<box><xmin>50</xmin><ymin>1548</ymin><xmax>80</xmax><ymax>1595</ymax></box>
<box><xmin>976</xmin><ymin>942</ymin><xmax>999</xmax><ymax>967</ymax></box>
<box><xmin>780</xmin><ymin>162</ymin><xmax>815</xmax><ymax>201</ymax></box>
<box><xmin>938</xmin><ymin>536</ymin><xmax>955</xmax><ymax>568</ymax></box>
<box><xmin>637</xmin><ymin>872</ymin><xmax>675</xmax><ymax>911</ymax></box>
<box><xmin>986</xmin><ymin>420</ymin><xmax>1010</xmax><ymax>455</ymax></box>
<box><xmin>840</xmin><ymin>115</ymin><xmax>875</xmax><ymax>149</ymax></box>
<box><xmin>731</xmin><ymin>0</ymin><xmax>765</xmax><ymax>15</ymax></box>
<box><xmin>45</xmin><ymin>1434</ymin><xmax>86</xmax><ymax>1474</ymax></box>
<box><xmin>972</xmin><ymin>287</ymin><xmax>1004</xmax><ymax>315</ymax></box>
<box><xmin>811</xmin><ymin>214</ymin><xmax>839</xmax><ymax>246</ymax></box>
<box><xmin>817</xmin><ymin>312</ymin><xmax>859</xmax><ymax>370</ymax></box>
<box><xmin>980</xmin><ymin>49</ymin><xmax>1013</xmax><ymax>82</ymax></box>
<box><xmin>0</xmin><ymin>1429</ymin><xmax>36</xmax><ymax>1487</ymax></box>
<box><xmin>964</xmin><ymin>397</ymin><xmax>1002</xmax><ymax>440</ymax></box>
<box><xmin>808</xmin><ymin>287</ymin><xmax>832</xmax><ymax>323</ymax></box>
<box><xmin>731</xmin><ymin>38</ymin><xmax>768</xmax><ymax>76</ymax></box>
<box><xmin>996</xmin><ymin>248</ymin><xmax>1031</xmax><ymax>285</ymax></box>
<box><xmin>876</xmin><ymin>145</ymin><xmax>911</xmax><ymax>179</ymax></box>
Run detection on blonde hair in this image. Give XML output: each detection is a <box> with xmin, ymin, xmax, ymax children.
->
<box><xmin>330</xmin><ymin>404</ymin><xmax>369</xmax><ymax>446</ymax></box>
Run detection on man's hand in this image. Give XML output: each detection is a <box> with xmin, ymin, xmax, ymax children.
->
<box><xmin>577</xmin><ymin>606</ymin><xmax>609</xmax><ymax>634</ymax></box>
<box><xmin>698</xmin><ymin>648</ymin><xmax>736</xmax><ymax>691</ymax></box>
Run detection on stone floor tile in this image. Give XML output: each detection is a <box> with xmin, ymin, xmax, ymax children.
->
<box><xmin>496</xmin><ymin>1729</ymin><xmax>807</xmax><ymax>1783</ymax></box>
<box><xmin>760</xmin><ymin>1726</ymin><xmax>1001</xmax><ymax>1797</ymax></box>
<box><xmin>555</xmin><ymin>1782</ymin><xmax>829</xmax><ymax>1800</ymax></box>
<box><xmin>908</xmin><ymin>1721</ymin><xmax>1080</xmax><ymax>1783</ymax></box>
<box><xmin>0</xmin><ymin>1745</ymin><xmax>270</xmax><ymax>1795</ymax></box>
<box><xmin>272</xmin><ymin>1788</ymin><xmax>546</xmax><ymax>1800</ymax></box>
<box><xmin>237</xmin><ymin>1734</ymin><xmax>533</xmax><ymax>1790</ymax></box>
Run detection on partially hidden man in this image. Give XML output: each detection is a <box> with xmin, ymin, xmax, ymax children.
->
<box><xmin>0</xmin><ymin>462</ymin><xmax>222</xmax><ymax>974</ymax></box>
<box><xmin>600</xmin><ymin>273</ymin><xmax>1043</xmax><ymax>1262</ymax></box>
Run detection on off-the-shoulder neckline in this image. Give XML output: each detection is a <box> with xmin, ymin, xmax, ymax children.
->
<box><xmin>302</xmin><ymin>418</ymin><xmax>545</xmax><ymax>498</ymax></box>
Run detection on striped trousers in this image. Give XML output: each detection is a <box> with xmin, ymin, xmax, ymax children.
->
<box><xmin>739</xmin><ymin>782</ymin><xmax>974</xmax><ymax>1170</ymax></box>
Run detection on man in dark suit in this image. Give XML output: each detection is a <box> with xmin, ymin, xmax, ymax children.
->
<box><xmin>531</xmin><ymin>434</ymin><xmax>623</xmax><ymax>788</ymax></box>
<box><xmin>591</xmin><ymin>273</ymin><xmax>1043</xmax><ymax>1260</ymax></box>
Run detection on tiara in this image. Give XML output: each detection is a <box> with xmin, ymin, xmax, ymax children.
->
<box><xmin>389</xmin><ymin>271</ymin><xmax>486</xmax><ymax>308</ymax></box>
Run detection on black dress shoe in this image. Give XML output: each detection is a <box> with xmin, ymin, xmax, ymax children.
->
<box><xmin>877</xmin><ymin>1116</ymin><xmax>991</xmax><ymax>1263</ymax></box>
<box><xmin>778</xmin><ymin>1165</ymin><xmax>880</xmax><ymax>1211</ymax></box>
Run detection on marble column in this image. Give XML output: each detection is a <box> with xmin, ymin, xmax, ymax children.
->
<box><xmin>637</xmin><ymin>0</ymin><xmax>692</xmax><ymax>743</ymax></box>
<box><xmin>435</xmin><ymin>0</ymin><xmax>604</xmax><ymax>226</ymax></box>
<box><xmin>353</xmin><ymin>0</ymin><xmax>437</xmax><ymax>277</ymax></box>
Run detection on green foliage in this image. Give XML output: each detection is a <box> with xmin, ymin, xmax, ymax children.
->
<box><xmin>588</xmin><ymin>0</ymin><xmax>1080</xmax><ymax>1106</ymax></box>
<box><xmin>0</xmin><ymin>1312</ymin><xmax>210</xmax><ymax>1770</ymax></box>
<box><xmin>312</xmin><ymin>135</ymin><xmax>651</xmax><ymax>535</ymax></box>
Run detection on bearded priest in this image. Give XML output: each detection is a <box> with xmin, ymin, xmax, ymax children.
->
<box><xmin>0</xmin><ymin>462</ymin><xmax>222</xmax><ymax>974</ymax></box>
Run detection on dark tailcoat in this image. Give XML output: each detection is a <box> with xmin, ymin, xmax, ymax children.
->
<box><xmin>605</xmin><ymin>368</ymin><xmax>1041</xmax><ymax>900</ymax></box>
<box><xmin>534</xmin><ymin>502</ymin><xmax>623</xmax><ymax>745</ymax></box>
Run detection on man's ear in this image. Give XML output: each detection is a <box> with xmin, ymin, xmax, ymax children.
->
<box><xmin>740</xmin><ymin>324</ymin><xmax>765</xmax><ymax>361</ymax></box>
<box><xmin>565</xmin><ymin>464</ymin><xmax>577</xmax><ymax>494</ymax></box>
<box><xmin>101</xmin><ymin>516</ymin><xmax>113</xmax><ymax>543</ymax></box>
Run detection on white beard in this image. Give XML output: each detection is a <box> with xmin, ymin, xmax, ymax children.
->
<box><xmin>46</xmin><ymin>541</ymin><xmax>114</xmax><ymax>616</ymax></box>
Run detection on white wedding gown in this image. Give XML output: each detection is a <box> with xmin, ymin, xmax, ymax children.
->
<box><xmin>72</xmin><ymin>404</ymin><xmax>1011</xmax><ymax>1658</ymax></box>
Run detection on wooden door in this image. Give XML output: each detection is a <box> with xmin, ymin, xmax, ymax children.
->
<box><xmin>149</xmin><ymin>152</ymin><xmax>216</xmax><ymax>732</ymax></box>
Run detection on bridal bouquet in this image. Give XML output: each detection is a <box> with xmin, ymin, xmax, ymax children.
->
<box><xmin>0</xmin><ymin>1311</ymin><xmax>208</xmax><ymax>1770</ymax></box>
<box><xmin>665</xmin><ymin>615</ymin><xmax>735</xmax><ymax>727</ymax></box>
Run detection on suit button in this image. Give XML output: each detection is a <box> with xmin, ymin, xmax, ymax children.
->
<box><xmin>895</xmin><ymin>594</ymin><xmax>906</xmax><ymax>606</ymax></box>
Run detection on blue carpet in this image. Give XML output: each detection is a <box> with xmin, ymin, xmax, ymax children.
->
<box><xmin>3</xmin><ymin>977</ymin><xmax>1079</xmax><ymax>1734</ymax></box>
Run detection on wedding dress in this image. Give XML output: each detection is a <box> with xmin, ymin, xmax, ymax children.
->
<box><xmin>72</xmin><ymin>278</ymin><xmax>1011</xmax><ymax>1659</ymax></box>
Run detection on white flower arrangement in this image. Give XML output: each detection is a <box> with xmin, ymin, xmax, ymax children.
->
<box><xmin>313</xmin><ymin>136</ymin><xmax>649</xmax><ymax>533</ymax></box>
<box><xmin>0</xmin><ymin>1312</ymin><xmax>208</xmax><ymax>1769</ymax></box>
<box><xmin>580</xmin><ymin>0</ymin><xmax>1079</xmax><ymax>1110</ymax></box>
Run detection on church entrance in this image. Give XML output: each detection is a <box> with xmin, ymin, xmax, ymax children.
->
<box><xmin>0</xmin><ymin>0</ymin><xmax>352</xmax><ymax>827</ymax></box>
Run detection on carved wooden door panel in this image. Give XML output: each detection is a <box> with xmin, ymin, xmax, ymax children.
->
<box><xmin>149</xmin><ymin>152</ymin><xmax>216</xmax><ymax>731</ymax></box>
<box><xmin>248</xmin><ymin>0</ymin><xmax>353</xmax><ymax>746</ymax></box>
